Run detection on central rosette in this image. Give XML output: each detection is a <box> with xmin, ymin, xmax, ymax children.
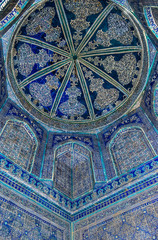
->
<box><xmin>73</xmin><ymin>55</ymin><xmax>77</xmax><ymax>60</ymax></box>
<box><xmin>8</xmin><ymin>0</ymin><xmax>147</xmax><ymax>130</ymax></box>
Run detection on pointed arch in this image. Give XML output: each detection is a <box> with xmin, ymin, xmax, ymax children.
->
<box><xmin>109</xmin><ymin>127</ymin><xmax>156</xmax><ymax>175</ymax></box>
<box><xmin>0</xmin><ymin>119</ymin><xmax>38</xmax><ymax>172</ymax></box>
<box><xmin>53</xmin><ymin>141</ymin><xmax>94</xmax><ymax>199</ymax></box>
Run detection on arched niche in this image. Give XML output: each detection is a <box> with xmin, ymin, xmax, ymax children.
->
<box><xmin>0</xmin><ymin>119</ymin><xmax>38</xmax><ymax>172</ymax></box>
<box><xmin>110</xmin><ymin>127</ymin><xmax>156</xmax><ymax>175</ymax></box>
<box><xmin>53</xmin><ymin>142</ymin><xmax>94</xmax><ymax>199</ymax></box>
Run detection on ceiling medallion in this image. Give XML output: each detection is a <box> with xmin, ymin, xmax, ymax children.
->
<box><xmin>8</xmin><ymin>0</ymin><xmax>148</xmax><ymax>131</ymax></box>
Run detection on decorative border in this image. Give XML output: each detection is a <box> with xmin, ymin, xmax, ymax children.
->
<box><xmin>0</xmin><ymin>0</ymin><xmax>10</xmax><ymax>11</ymax></box>
<box><xmin>144</xmin><ymin>7</ymin><xmax>158</xmax><ymax>39</ymax></box>
<box><xmin>0</xmin><ymin>0</ymin><xmax>29</xmax><ymax>32</ymax></box>
<box><xmin>72</xmin><ymin>173</ymin><xmax>158</xmax><ymax>220</ymax></box>
<box><xmin>0</xmin><ymin>153</ymin><xmax>158</xmax><ymax>218</ymax></box>
<box><xmin>1</xmin><ymin>169</ymin><xmax>158</xmax><ymax>222</ymax></box>
<box><xmin>0</xmin><ymin>0</ymin><xmax>131</xmax><ymax>32</ymax></box>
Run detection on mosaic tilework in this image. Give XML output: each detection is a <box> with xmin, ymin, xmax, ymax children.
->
<box><xmin>74</xmin><ymin>195</ymin><xmax>158</xmax><ymax>240</ymax></box>
<box><xmin>0</xmin><ymin>166</ymin><xmax>72</xmax><ymax>219</ymax></box>
<box><xmin>110</xmin><ymin>127</ymin><xmax>155</xmax><ymax>175</ymax></box>
<box><xmin>0</xmin><ymin>0</ymin><xmax>131</xmax><ymax>33</ymax></box>
<box><xmin>1</xmin><ymin>150</ymin><xmax>158</xmax><ymax>213</ymax></box>
<box><xmin>0</xmin><ymin>105</ymin><xmax>157</xmax><ymax>211</ymax></box>
<box><xmin>72</xmin><ymin>143</ymin><xmax>93</xmax><ymax>199</ymax></box>
<box><xmin>0</xmin><ymin>120</ymin><xmax>37</xmax><ymax>172</ymax></box>
<box><xmin>144</xmin><ymin>7</ymin><xmax>158</xmax><ymax>39</ymax></box>
<box><xmin>99</xmin><ymin>108</ymin><xmax>158</xmax><ymax>180</ymax></box>
<box><xmin>81</xmin><ymin>64</ymin><xmax>122</xmax><ymax>119</ymax></box>
<box><xmin>54</xmin><ymin>142</ymin><xmax>94</xmax><ymax>199</ymax></box>
<box><xmin>82</xmin><ymin>9</ymin><xmax>140</xmax><ymax>52</ymax></box>
<box><xmin>54</xmin><ymin>144</ymin><xmax>72</xmax><ymax>198</ymax></box>
<box><xmin>0</xmin><ymin>0</ymin><xmax>29</xmax><ymax>31</ymax></box>
<box><xmin>14</xmin><ymin>42</ymin><xmax>56</xmax><ymax>78</ymax></box>
<box><xmin>63</xmin><ymin>0</ymin><xmax>105</xmax><ymax>49</ymax></box>
<box><xmin>22</xmin><ymin>65</ymin><xmax>68</xmax><ymax>115</ymax></box>
<box><xmin>0</xmin><ymin>184</ymin><xmax>71</xmax><ymax>239</ymax></box>
<box><xmin>0</xmin><ymin>0</ymin><xmax>10</xmax><ymax>11</ymax></box>
<box><xmin>84</xmin><ymin>52</ymin><xmax>140</xmax><ymax>88</ymax></box>
<box><xmin>6</xmin><ymin>0</ymin><xmax>149</xmax><ymax>130</ymax></box>
<box><xmin>0</xmin><ymin>99</ymin><xmax>47</xmax><ymax>178</ymax></box>
<box><xmin>73</xmin><ymin>183</ymin><xmax>158</xmax><ymax>229</ymax></box>
<box><xmin>0</xmin><ymin>162</ymin><xmax>157</xmax><ymax>239</ymax></box>
<box><xmin>56</xmin><ymin>72</ymin><xmax>90</xmax><ymax>121</ymax></box>
<box><xmin>25</xmin><ymin>6</ymin><xmax>61</xmax><ymax>43</ymax></box>
<box><xmin>0</xmin><ymin>0</ymin><xmax>158</xmax><ymax>239</ymax></box>
<box><xmin>42</xmin><ymin>133</ymin><xmax>105</xmax><ymax>183</ymax></box>
<box><xmin>0</xmin><ymin>196</ymin><xmax>64</xmax><ymax>240</ymax></box>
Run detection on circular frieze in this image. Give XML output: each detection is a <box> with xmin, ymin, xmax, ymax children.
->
<box><xmin>8</xmin><ymin>0</ymin><xmax>149</xmax><ymax>131</ymax></box>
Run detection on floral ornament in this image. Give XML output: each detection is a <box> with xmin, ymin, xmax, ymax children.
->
<box><xmin>29</xmin><ymin>74</ymin><xmax>60</xmax><ymax>107</ymax></box>
<box><xmin>82</xmin><ymin>67</ymin><xmax>119</xmax><ymax>111</ymax></box>
<box><xmin>87</xmin><ymin>54</ymin><xmax>139</xmax><ymax>86</ymax></box>
<box><xmin>64</xmin><ymin>0</ymin><xmax>103</xmax><ymax>46</ymax></box>
<box><xmin>10</xmin><ymin>0</ymin><xmax>145</xmax><ymax>129</ymax></box>
<box><xmin>90</xmin><ymin>77</ymin><xmax>119</xmax><ymax>110</ymax></box>
<box><xmin>26</xmin><ymin>7</ymin><xmax>61</xmax><ymax>42</ymax></box>
<box><xmin>45</xmin><ymin>75</ymin><xmax>59</xmax><ymax>90</ymax></box>
<box><xmin>14</xmin><ymin>43</ymin><xmax>53</xmax><ymax>77</ymax></box>
<box><xmin>29</xmin><ymin>82</ymin><xmax>53</xmax><ymax>107</ymax></box>
<box><xmin>95</xmin><ymin>13</ymin><xmax>134</xmax><ymax>48</ymax></box>
<box><xmin>59</xmin><ymin>79</ymin><xmax>86</xmax><ymax>118</ymax></box>
<box><xmin>102</xmin><ymin>54</ymin><xmax>139</xmax><ymax>86</ymax></box>
<box><xmin>94</xmin><ymin>88</ymin><xmax>119</xmax><ymax>110</ymax></box>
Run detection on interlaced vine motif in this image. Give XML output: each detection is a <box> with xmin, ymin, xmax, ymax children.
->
<box><xmin>82</xmin><ymin>67</ymin><xmax>119</xmax><ymax>111</ymax></box>
<box><xmin>59</xmin><ymin>73</ymin><xmax>87</xmax><ymax>119</ymax></box>
<box><xmin>86</xmin><ymin>53</ymin><xmax>140</xmax><ymax>86</ymax></box>
<box><xmin>11</xmin><ymin>0</ymin><xmax>144</xmax><ymax>127</ymax></box>
<box><xmin>64</xmin><ymin>0</ymin><xmax>103</xmax><ymax>47</ymax></box>
<box><xmin>26</xmin><ymin>7</ymin><xmax>61</xmax><ymax>43</ymax></box>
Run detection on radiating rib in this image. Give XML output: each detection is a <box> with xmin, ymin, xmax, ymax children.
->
<box><xmin>79</xmin><ymin>58</ymin><xmax>129</xmax><ymax>96</ymax></box>
<box><xmin>19</xmin><ymin>58</ymin><xmax>71</xmax><ymax>88</ymax></box>
<box><xmin>76</xmin><ymin>60</ymin><xmax>95</xmax><ymax>120</ymax></box>
<box><xmin>55</xmin><ymin>0</ymin><xmax>75</xmax><ymax>55</ymax></box>
<box><xmin>16</xmin><ymin>35</ymin><xmax>70</xmax><ymax>57</ymax></box>
<box><xmin>50</xmin><ymin>61</ymin><xmax>74</xmax><ymax>116</ymax></box>
<box><xmin>80</xmin><ymin>46</ymin><xmax>142</xmax><ymax>58</ymax></box>
<box><xmin>76</xmin><ymin>3</ymin><xmax>113</xmax><ymax>55</ymax></box>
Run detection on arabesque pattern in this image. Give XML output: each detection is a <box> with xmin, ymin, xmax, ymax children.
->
<box><xmin>8</xmin><ymin>0</ymin><xmax>147</xmax><ymax>130</ymax></box>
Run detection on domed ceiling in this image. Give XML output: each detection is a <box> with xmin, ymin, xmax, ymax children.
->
<box><xmin>7</xmin><ymin>0</ymin><xmax>148</xmax><ymax>130</ymax></box>
<box><xmin>1</xmin><ymin>0</ymin><xmax>158</xmax><ymax>239</ymax></box>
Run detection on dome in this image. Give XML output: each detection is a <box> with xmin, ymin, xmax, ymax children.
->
<box><xmin>1</xmin><ymin>0</ymin><xmax>158</xmax><ymax>239</ymax></box>
<box><xmin>7</xmin><ymin>0</ymin><xmax>148</xmax><ymax>131</ymax></box>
